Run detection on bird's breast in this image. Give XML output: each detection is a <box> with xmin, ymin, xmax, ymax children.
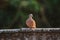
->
<box><xmin>26</xmin><ymin>18</ymin><xmax>36</xmax><ymax>28</ymax></box>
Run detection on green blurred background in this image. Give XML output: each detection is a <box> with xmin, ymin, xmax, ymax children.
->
<box><xmin>0</xmin><ymin>0</ymin><xmax>60</xmax><ymax>28</ymax></box>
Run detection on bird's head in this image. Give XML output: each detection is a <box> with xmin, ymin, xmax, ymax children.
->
<box><xmin>29</xmin><ymin>14</ymin><xmax>33</xmax><ymax>18</ymax></box>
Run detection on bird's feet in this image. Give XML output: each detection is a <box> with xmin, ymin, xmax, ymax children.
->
<box><xmin>29</xmin><ymin>28</ymin><xmax>36</xmax><ymax>31</ymax></box>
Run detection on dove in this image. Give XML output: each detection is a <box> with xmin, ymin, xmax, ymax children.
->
<box><xmin>26</xmin><ymin>14</ymin><xmax>36</xmax><ymax>30</ymax></box>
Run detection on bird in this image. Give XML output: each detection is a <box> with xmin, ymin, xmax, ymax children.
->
<box><xmin>26</xmin><ymin>14</ymin><xmax>36</xmax><ymax>30</ymax></box>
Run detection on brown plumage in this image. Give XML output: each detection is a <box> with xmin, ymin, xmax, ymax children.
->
<box><xmin>26</xmin><ymin>14</ymin><xmax>36</xmax><ymax>30</ymax></box>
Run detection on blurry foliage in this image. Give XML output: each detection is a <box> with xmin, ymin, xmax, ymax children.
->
<box><xmin>0</xmin><ymin>0</ymin><xmax>60</xmax><ymax>28</ymax></box>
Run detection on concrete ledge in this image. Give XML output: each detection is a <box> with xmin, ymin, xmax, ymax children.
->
<box><xmin>0</xmin><ymin>28</ymin><xmax>60</xmax><ymax>33</ymax></box>
<box><xmin>0</xmin><ymin>28</ymin><xmax>60</xmax><ymax>40</ymax></box>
